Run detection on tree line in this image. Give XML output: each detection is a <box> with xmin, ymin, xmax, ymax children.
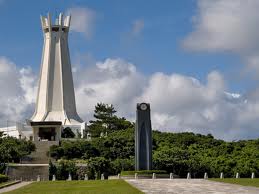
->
<box><xmin>49</xmin><ymin>103</ymin><xmax>259</xmax><ymax>179</ymax></box>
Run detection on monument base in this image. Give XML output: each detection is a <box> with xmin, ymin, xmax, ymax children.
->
<box><xmin>30</xmin><ymin>121</ymin><xmax>62</xmax><ymax>142</ymax></box>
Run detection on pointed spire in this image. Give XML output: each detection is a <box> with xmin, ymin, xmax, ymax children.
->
<box><xmin>47</xmin><ymin>13</ymin><xmax>52</xmax><ymax>31</ymax></box>
<box><xmin>40</xmin><ymin>15</ymin><xmax>45</xmax><ymax>29</ymax></box>
<box><xmin>59</xmin><ymin>13</ymin><xmax>63</xmax><ymax>26</ymax></box>
<box><xmin>65</xmin><ymin>15</ymin><xmax>71</xmax><ymax>27</ymax></box>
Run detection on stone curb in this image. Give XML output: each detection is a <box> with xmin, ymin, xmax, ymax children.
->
<box><xmin>0</xmin><ymin>181</ymin><xmax>21</xmax><ymax>189</ymax></box>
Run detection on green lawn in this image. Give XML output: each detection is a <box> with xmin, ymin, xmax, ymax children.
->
<box><xmin>210</xmin><ymin>178</ymin><xmax>259</xmax><ymax>188</ymax></box>
<box><xmin>4</xmin><ymin>180</ymin><xmax>143</xmax><ymax>194</ymax></box>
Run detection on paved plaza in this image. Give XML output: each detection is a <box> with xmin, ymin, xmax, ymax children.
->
<box><xmin>126</xmin><ymin>179</ymin><xmax>259</xmax><ymax>194</ymax></box>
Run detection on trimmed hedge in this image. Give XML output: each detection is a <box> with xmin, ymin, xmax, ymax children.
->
<box><xmin>0</xmin><ymin>174</ymin><xmax>8</xmax><ymax>183</ymax></box>
<box><xmin>121</xmin><ymin>170</ymin><xmax>167</xmax><ymax>176</ymax></box>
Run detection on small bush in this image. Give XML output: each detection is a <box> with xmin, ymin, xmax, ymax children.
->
<box><xmin>56</xmin><ymin>159</ymin><xmax>77</xmax><ymax>180</ymax></box>
<box><xmin>121</xmin><ymin>170</ymin><xmax>167</xmax><ymax>176</ymax></box>
<box><xmin>110</xmin><ymin>158</ymin><xmax>134</xmax><ymax>175</ymax></box>
<box><xmin>0</xmin><ymin>174</ymin><xmax>8</xmax><ymax>183</ymax></box>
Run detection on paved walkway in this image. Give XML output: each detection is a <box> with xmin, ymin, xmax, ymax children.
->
<box><xmin>126</xmin><ymin>179</ymin><xmax>259</xmax><ymax>194</ymax></box>
<box><xmin>8</xmin><ymin>164</ymin><xmax>48</xmax><ymax>166</ymax></box>
<box><xmin>0</xmin><ymin>182</ymin><xmax>32</xmax><ymax>193</ymax></box>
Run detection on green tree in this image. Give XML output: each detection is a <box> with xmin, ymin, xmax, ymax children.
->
<box><xmin>49</xmin><ymin>140</ymin><xmax>99</xmax><ymax>160</ymax></box>
<box><xmin>61</xmin><ymin>127</ymin><xmax>75</xmax><ymax>138</ymax></box>
<box><xmin>0</xmin><ymin>136</ymin><xmax>35</xmax><ymax>163</ymax></box>
<box><xmin>48</xmin><ymin>103</ymin><xmax>259</xmax><ymax>178</ymax></box>
<box><xmin>88</xmin><ymin>103</ymin><xmax>134</xmax><ymax>137</ymax></box>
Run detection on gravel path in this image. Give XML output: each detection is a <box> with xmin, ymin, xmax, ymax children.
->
<box><xmin>0</xmin><ymin>182</ymin><xmax>32</xmax><ymax>193</ymax></box>
<box><xmin>126</xmin><ymin>179</ymin><xmax>259</xmax><ymax>194</ymax></box>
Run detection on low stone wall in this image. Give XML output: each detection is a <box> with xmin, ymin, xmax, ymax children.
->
<box><xmin>7</xmin><ymin>164</ymin><xmax>49</xmax><ymax>181</ymax></box>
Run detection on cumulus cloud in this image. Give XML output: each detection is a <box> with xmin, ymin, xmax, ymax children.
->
<box><xmin>66</xmin><ymin>7</ymin><xmax>96</xmax><ymax>38</ymax></box>
<box><xmin>2</xmin><ymin>56</ymin><xmax>259</xmax><ymax>140</ymax></box>
<box><xmin>0</xmin><ymin>57</ymin><xmax>36</xmax><ymax>126</ymax></box>
<box><xmin>182</xmin><ymin>0</ymin><xmax>259</xmax><ymax>52</ymax></box>
<box><xmin>74</xmin><ymin>58</ymin><xmax>146</xmax><ymax>120</ymax></box>
<box><xmin>72</xmin><ymin>58</ymin><xmax>259</xmax><ymax>141</ymax></box>
<box><xmin>182</xmin><ymin>0</ymin><xmax>259</xmax><ymax>77</ymax></box>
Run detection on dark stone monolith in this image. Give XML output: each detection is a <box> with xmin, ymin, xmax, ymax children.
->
<box><xmin>135</xmin><ymin>103</ymin><xmax>152</xmax><ymax>170</ymax></box>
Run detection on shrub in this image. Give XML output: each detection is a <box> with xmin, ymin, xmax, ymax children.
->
<box><xmin>0</xmin><ymin>174</ymin><xmax>8</xmax><ymax>183</ymax></box>
<box><xmin>56</xmin><ymin>159</ymin><xmax>77</xmax><ymax>180</ymax></box>
<box><xmin>110</xmin><ymin>158</ymin><xmax>134</xmax><ymax>175</ymax></box>
<box><xmin>76</xmin><ymin>166</ymin><xmax>88</xmax><ymax>180</ymax></box>
<box><xmin>87</xmin><ymin>157</ymin><xmax>111</xmax><ymax>179</ymax></box>
<box><xmin>61</xmin><ymin>127</ymin><xmax>75</xmax><ymax>138</ymax></box>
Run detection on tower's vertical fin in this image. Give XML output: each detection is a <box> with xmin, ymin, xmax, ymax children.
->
<box><xmin>58</xmin><ymin>13</ymin><xmax>63</xmax><ymax>26</ymax></box>
<box><xmin>47</xmin><ymin>13</ymin><xmax>52</xmax><ymax>29</ymax></box>
<box><xmin>40</xmin><ymin>16</ymin><xmax>45</xmax><ymax>29</ymax></box>
<box><xmin>64</xmin><ymin>15</ymin><xmax>71</xmax><ymax>27</ymax></box>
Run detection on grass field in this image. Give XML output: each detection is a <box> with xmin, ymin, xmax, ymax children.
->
<box><xmin>210</xmin><ymin>178</ymin><xmax>259</xmax><ymax>188</ymax></box>
<box><xmin>4</xmin><ymin>180</ymin><xmax>143</xmax><ymax>194</ymax></box>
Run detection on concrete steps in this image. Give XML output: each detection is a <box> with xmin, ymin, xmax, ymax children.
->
<box><xmin>22</xmin><ymin>141</ymin><xmax>59</xmax><ymax>164</ymax></box>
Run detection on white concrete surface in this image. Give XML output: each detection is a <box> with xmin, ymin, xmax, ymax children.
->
<box><xmin>31</xmin><ymin>13</ymin><xmax>85</xmax><ymax>130</ymax></box>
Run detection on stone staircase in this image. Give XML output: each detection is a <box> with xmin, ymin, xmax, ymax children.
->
<box><xmin>7</xmin><ymin>141</ymin><xmax>59</xmax><ymax>181</ymax></box>
<box><xmin>22</xmin><ymin>141</ymin><xmax>59</xmax><ymax>164</ymax></box>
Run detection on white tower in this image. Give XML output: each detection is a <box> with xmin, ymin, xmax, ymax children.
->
<box><xmin>31</xmin><ymin>13</ymin><xmax>84</xmax><ymax>129</ymax></box>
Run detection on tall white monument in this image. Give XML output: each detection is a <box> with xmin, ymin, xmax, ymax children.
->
<box><xmin>30</xmin><ymin>13</ymin><xmax>85</xmax><ymax>140</ymax></box>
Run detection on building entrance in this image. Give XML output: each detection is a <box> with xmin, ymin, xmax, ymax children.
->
<box><xmin>38</xmin><ymin>127</ymin><xmax>56</xmax><ymax>141</ymax></box>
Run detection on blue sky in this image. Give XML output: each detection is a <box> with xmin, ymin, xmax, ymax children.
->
<box><xmin>0</xmin><ymin>0</ymin><xmax>249</xmax><ymax>92</ymax></box>
<box><xmin>2</xmin><ymin>0</ymin><xmax>259</xmax><ymax>140</ymax></box>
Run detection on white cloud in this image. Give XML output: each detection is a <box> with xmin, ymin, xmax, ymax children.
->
<box><xmin>182</xmin><ymin>0</ymin><xmax>259</xmax><ymax>52</ymax></box>
<box><xmin>66</xmin><ymin>7</ymin><xmax>96</xmax><ymax>39</ymax></box>
<box><xmin>2</xmin><ymin>56</ymin><xmax>259</xmax><ymax>140</ymax></box>
<box><xmin>182</xmin><ymin>0</ymin><xmax>259</xmax><ymax>78</ymax></box>
<box><xmin>74</xmin><ymin>58</ymin><xmax>146</xmax><ymax>120</ymax></box>
<box><xmin>177</xmin><ymin>0</ymin><xmax>259</xmax><ymax>139</ymax></box>
<box><xmin>72</xmin><ymin>58</ymin><xmax>259</xmax><ymax>141</ymax></box>
<box><xmin>0</xmin><ymin>57</ymin><xmax>36</xmax><ymax>126</ymax></box>
<box><xmin>132</xmin><ymin>19</ymin><xmax>144</xmax><ymax>36</ymax></box>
